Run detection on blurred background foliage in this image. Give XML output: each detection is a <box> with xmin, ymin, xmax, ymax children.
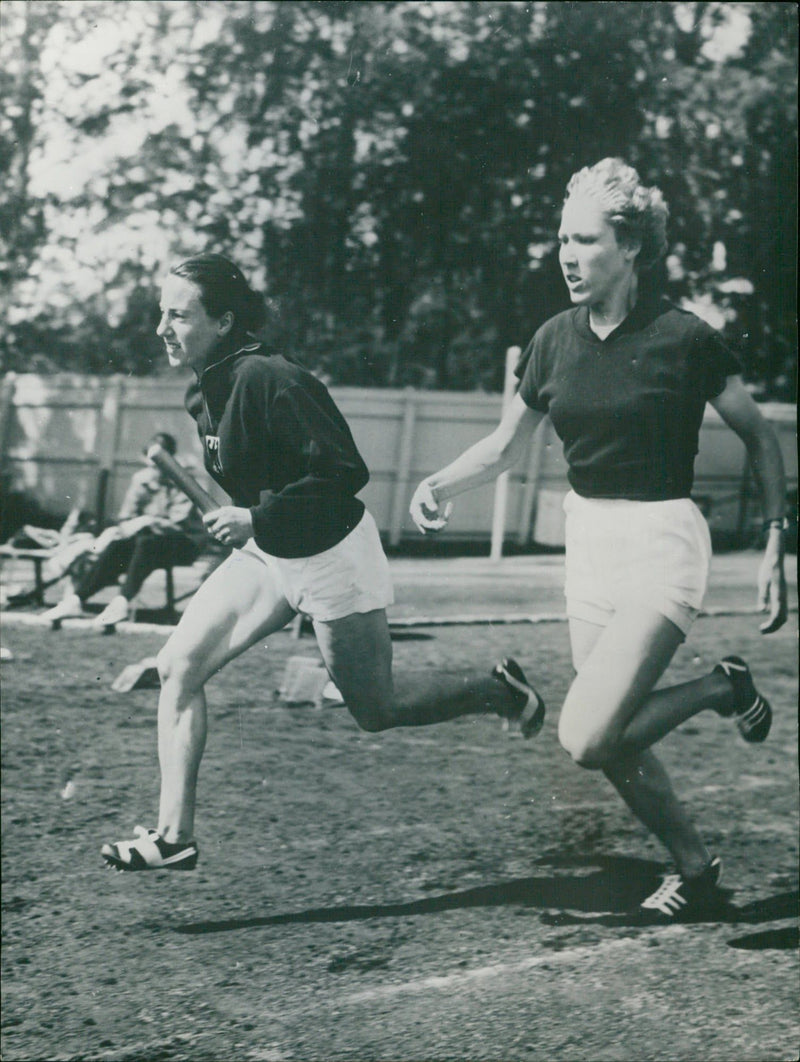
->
<box><xmin>0</xmin><ymin>0</ymin><xmax>796</xmax><ymax>397</ymax></box>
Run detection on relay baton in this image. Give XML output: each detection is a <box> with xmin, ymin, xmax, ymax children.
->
<box><xmin>147</xmin><ymin>444</ymin><xmax>219</xmax><ymax>516</ymax></box>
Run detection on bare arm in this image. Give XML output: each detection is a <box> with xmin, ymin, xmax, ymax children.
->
<box><xmin>710</xmin><ymin>376</ymin><xmax>788</xmax><ymax>634</ymax></box>
<box><xmin>410</xmin><ymin>394</ymin><xmax>546</xmax><ymax>533</ymax></box>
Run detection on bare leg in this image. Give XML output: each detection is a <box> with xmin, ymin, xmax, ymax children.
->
<box><xmin>156</xmin><ymin>577</ymin><xmax>524</xmax><ymax>841</ymax></box>
<box><xmin>603</xmin><ymin>749</ymin><xmax>710</xmax><ymax>879</ymax></box>
<box><xmin>561</xmin><ymin>610</ymin><xmax>712</xmax><ymax>878</ymax></box>
<box><xmin>313</xmin><ymin>610</ymin><xmax>518</xmax><ymax>732</ymax></box>
<box><xmin>156</xmin><ymin>550</ymin><xmax>296</xmax><ymax>842</ymax></box>
<box><xmin>561</xmin><ymin>608</ymin><xmax>736</xmax><ymax>763</ymax></box>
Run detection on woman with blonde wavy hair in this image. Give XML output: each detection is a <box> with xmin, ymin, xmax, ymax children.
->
<box><xmin>411</xmin><ymin>158</ymin><xmax>788</xmax><ymax>922</ymax></box>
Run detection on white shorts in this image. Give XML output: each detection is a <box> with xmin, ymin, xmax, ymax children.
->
<box><xmin>240</xmin><ymin>510</ymin><xmax>394</xmax><ymax>623</ymax></box>
<box><xmin>563</xmin><ymin>491</ymin><xmax>711</xmax><ymax>637</ymax></box>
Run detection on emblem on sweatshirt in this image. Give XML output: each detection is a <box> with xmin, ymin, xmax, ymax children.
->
<box><xmin>205</xmin><ymin>435</ymin><xmax>222</xmax><ymax>474</ymax></box>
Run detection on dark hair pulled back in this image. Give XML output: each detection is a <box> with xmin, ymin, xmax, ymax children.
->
<box><xmin>170</xmin><ymin>253</ymin><xmax>267</xmax><ymax>334</ymax></box>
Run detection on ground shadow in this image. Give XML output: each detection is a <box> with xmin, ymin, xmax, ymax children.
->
<box><xmin>726</xmin><ymin>926</ymin><xmax>799</xmax><ymax>950</ymax></box>
<box><xmin>173</xmin><ymin>854</ymin><xmax>798</xmax><ymax>936</ymax></box>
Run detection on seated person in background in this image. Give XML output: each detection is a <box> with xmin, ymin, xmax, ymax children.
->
<box><xmin>43</xmin><ymin>432</ymin><xmax>205</xmax><ymax>627</ymax></box>
<box><xmin>1</xmin><ymin>508</ymin><xmax>97</xmax><ymax>608</ymax></box>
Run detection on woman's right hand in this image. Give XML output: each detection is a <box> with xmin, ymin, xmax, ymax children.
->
<box><xmin>757</xmin><ymin>530</ymin><xmax>788</xmax><ymax>634</ymax></box>
<box><xmin>410</xmin><ymin>480</ymin><xmax>453</xmax><ymax>534</ymax></box>
<box><xmin>203</xmin><ymin>505</ymin><xmax>253</xmax><ymax>548</ymax></box>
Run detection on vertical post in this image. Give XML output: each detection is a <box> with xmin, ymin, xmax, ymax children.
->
<box><xmin>0</xmin><ymin>373</ymin><xmax>17</xmax><ymax>471</ymax></box>
<box><xmin>94</xmin><ymin>377</ymin><xmax>124</xmax><ymax>527</ymax></box>
<box><xmin>389</xmin><ymin>389</ymin><xmax>418</xmax><ymax>548</ymax></box>
<box><xmin>490</xmin><ymin>347</ymin><xmax>521</xmax><ymax>562</ymax></box>
<box><xmin>516</xmin><ymin>418</ymin><xmax>548</xmax><ymax>545</ymax></box>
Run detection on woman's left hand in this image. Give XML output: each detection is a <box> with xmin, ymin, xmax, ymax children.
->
<box><xmin>202</xmin><ymin>506</ymin><xmax>253</xmax><ymax>549</ymax></box>
<box><xmin>757</xmin><ymin>533</ymin><xmax>788</xmax><ymax>634</ymax></box>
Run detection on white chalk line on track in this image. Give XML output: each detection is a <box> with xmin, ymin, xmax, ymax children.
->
<box><xmin>63</xmin><ymin>937</ymin><xmax>679</xmax><ymax>1062</ymax></box>
<box><xmin>341</xmin><ymin>934</ymin><xmax>667</xmax><ymax>1005</ymax></box>
<box><xmin>0</xmin><ymin>610</ymin><xmax>177</xmax><ymax>636</ymax></box>
<box><xmin>1</xmin><ymin>604</ymin><xmax>794</xmax><ymax>638</ymax></box>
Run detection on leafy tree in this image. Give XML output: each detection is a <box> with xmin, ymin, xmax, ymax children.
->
<box><xmin>1</xmin><ymin>2</ymin><xmax>62</xmax><ymax>314</ymax></box>
<box><xmin>1</xmin><ymin>1</ymin><xmax>796</xmax><ymax>398</ymax></box>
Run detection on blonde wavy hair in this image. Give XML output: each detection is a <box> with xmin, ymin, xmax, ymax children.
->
<box><xmin>565</xmin><ymin>158</ymin><xmax>669</xmax><ymax>271</ymax></box>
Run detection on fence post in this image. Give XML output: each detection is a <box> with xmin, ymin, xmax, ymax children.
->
<box><xmin>94</xmin><ymin>376</ymin><xmax>124</xmax><ymax>527</ymax></box>
<box><xmin>0</xmin><ymin>373</ymin><xmax>17</xmax><ymax>473</ymax></box>
<box><xmin>490</xmin><ymin>347</ymin><xmax>521</xmax><ymax>562</ymax></box>
<box><xmin>516</xmin><ymin>418</ymin><xmax>549</xmax><ymax>545</ymax></box>
<box><xmin>388</xmin><ymin>388</ymin><xmax>418</xmax><ymax>548</ymax></box>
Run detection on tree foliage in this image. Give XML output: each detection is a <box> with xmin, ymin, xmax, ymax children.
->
<box><xmin>1</xmin><ymin>0</ymin><xmax>796</xmax><ymax>397</ymax></box>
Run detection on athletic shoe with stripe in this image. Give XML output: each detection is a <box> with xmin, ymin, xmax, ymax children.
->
<box><xmin>639</xmin><ymin>856</ymin><xmax>728</xmax><ymax>923</ymax></box>
<box><xmin>491</xmin><ymin>657</ymin><xmax>546</xmax><ymax>738</ymax></box>
<box><xmin>714</xmin><ymin>655</ymin><xmax>772</xmax><ymax>743</ymax></box>
<box><xmin>101</xmin><ymin>826</ymin><xmax>198</xmax><ymax>871</ymax></box>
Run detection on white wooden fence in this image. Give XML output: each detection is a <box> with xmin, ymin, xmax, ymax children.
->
<box><xmin>0</xmin><ymin>369</ymin><xmax>795</xmax><ymax>550</ymax></box>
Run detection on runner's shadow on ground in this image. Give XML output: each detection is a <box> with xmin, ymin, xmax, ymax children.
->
<box><xmin>173</xmin><ymin>853</ymin><xmax>799</xmax><ymax>938</ymax></box>
<box><xmin>726</xmin><ymin>926</ymin><xmax>799</xmax><ymax>950</ymax></box>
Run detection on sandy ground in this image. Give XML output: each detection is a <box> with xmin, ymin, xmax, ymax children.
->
<box><xmin>1</xmin><ymin>551</ymin><xmax>798</xmax><ymax>1061</ymax></box>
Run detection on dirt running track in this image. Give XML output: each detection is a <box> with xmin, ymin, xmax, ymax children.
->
<box><xmin>1</xmin><ymin>555</ymin><xmax>798</xmax><ymax>1061</ymax></box>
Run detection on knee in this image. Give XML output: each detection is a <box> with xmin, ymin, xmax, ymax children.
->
<box><xmin>557</xmin><ymin>709</ymin><xmax>616</xmax><ymax>770</ymax></box>
<box><xmin>349</xmin><ymin>705</ymin><xmax>394</xmax><ymax>733</ymax></box>
<box><xmin>156</xmin><ymin>641</ymin><xmax>201</xmax><ymax>693</ymax></box>
<box><xmin>156</xmin><ymin>643</ymin><xmax>176</xmax><ymax>686</ymax></box>
<box><xmin>340</xmin><ymin>686</ymin><xmax>395</xmax><ymax>731</ymax></box>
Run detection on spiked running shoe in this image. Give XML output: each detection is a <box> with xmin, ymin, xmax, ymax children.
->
<box><xmin>714</xmin><ymin>656</ymin><xmax>772</xmax><ymax>743</ymax></box>
<box><xmin>492</xmin><ymin>657</ymin><xmax>546</xmax><ymax>739</ymax></box>
<box><xmin>101</xmin><ymin>826</ymin><xmax>198</xmax><ymax>871</ymax></box>
<box><xmin>639</xmin><ymin>856</ymin><xmax>728</xmax><ymax>923</ymax></box>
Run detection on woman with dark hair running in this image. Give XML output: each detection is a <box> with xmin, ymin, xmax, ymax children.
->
<box><xmin>410</xmin><ymin>159</ymin><xmax>788</xmax><ymax>922</ymax></box>
<box><xmin>101</xmin><ymin>252</ymin><xmax>544</xmax><ymax>872</ymax></box>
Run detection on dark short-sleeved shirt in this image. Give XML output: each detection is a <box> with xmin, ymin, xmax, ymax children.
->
<box><xmin>185</xmin><ymin>342</ymin><xmax>368</xmax><ymax>558</ymax></box>
<box><xmin>517</xmin><ymin>294</ymin><xmax>741</xmax><ymax>500</ymax></box>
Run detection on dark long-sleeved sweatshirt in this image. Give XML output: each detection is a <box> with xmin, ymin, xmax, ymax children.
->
<box><xmin>185</xmin><ymin>342</ymin><xmax>369</xmax><ymax>558</ymax></box>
